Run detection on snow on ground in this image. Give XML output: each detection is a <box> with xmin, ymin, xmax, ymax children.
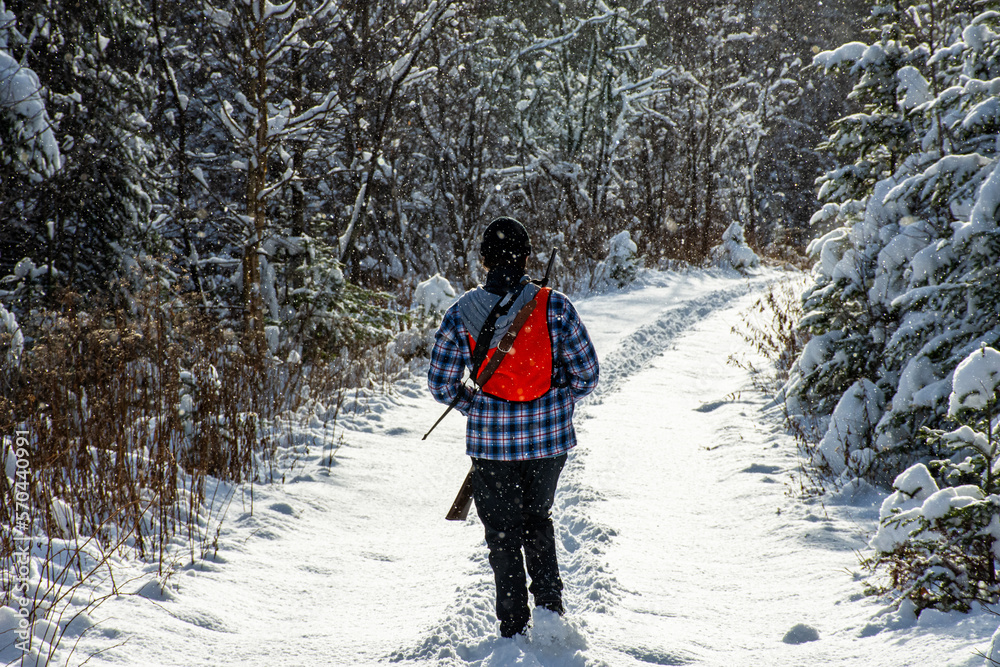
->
<box><xmin>57</xmin><ymin>268</ymin><xmax>997</xmax><ymax>666</ymax></box>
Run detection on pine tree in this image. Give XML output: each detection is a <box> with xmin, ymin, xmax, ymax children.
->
<box><xmin>0</xmin><ymin>1</ymin><xmax>60</xmax><ymax>214</ymax></box>
<box><xmin>790</xmin><ymin>1</ymin><xmax>996</xmax><ymax>481</ymax></box>
<box><xmin>875</xmin><ymin>6</ymin><xmax>1000</xmax><ymax>462</ymax></box>
<box><xmin>0</xmin><ymin>0</ymin><xmax>156</xmax><ymax>304</ymax></box>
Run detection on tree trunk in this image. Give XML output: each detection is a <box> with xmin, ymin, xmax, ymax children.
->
<box><xmin>243</xmin><ymin>2</ymin><xmax>269</xmax><ymax>342</ymax></box>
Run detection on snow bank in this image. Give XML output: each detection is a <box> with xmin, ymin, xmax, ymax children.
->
<box><xmin>0</xmin><ymin>526</ymin><xmax>112</xmax><ymax>665</ymax></box>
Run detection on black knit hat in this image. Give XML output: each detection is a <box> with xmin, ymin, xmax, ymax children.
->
<box><xmin>481</xmin><ymin>217</ymin><xmax>531</xmax><ymax>268</ymax></box>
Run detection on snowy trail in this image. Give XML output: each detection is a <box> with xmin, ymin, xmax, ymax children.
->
<box><xmin>569</xmin><ymin>278</ymin><xmax>993</xmax><ymax>667</ymax></box>
<box><xmin>576</xmin><ymin>286</ymin><xmax>862</xmax><ymax>665</ymax></box>
<box><xmin>578</xmin><ymin>297</ymin><xmax>877</xmax><ymax>665</ymax></box>
<box><xmin>69</xmin><ymin>270</ymin><xmax>994</xmax><ymax>667</ymax></box>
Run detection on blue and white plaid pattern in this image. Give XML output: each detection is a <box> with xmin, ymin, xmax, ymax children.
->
<box><xmin>428</xmin><ymin>290</ymin><xmax>599</xmax><ymax>461</ymax></box>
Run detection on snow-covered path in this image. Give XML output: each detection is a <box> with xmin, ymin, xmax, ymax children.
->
<box><xmin>574</xmin><ymin>291</ymin><xmax>988</xmax><ymax>666</ymax></box>
<box><xmin>69</xmin><ymin>270</ymin><xmax>995</xmax><ymax>666</ymax></box>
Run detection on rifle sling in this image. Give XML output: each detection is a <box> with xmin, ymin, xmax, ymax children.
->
<box><xmin>473</xmin><ymin>296</ymin><xmax>538</xmax><ymax>389</ymax></box>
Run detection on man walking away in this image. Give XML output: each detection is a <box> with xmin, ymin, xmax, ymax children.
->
<box><xmin>427</xmin><ymin>217</ymin><xmax>600</xmax><ymax>639</ymax></box>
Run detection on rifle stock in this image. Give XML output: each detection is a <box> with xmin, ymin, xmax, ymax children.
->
<box><xmin>445</xmin><ymin>466</ymin><xmax>475</xmax><ymax>521</ymax></box>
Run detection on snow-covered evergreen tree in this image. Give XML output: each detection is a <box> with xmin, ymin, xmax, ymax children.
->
<box><xmin>592</xmin><ymin>230</ymin><xmax>639</xmax><ymax>290</ymax></box>
<box><xmin>869</xmin><ymin>346</ymin><xmax>1000</xmax><ymax>614</ymax></box>
<box><xmin>791</xmin><ymin>0</ymin><xmax>967</xmax><ymax>479</ymax></box>
<box><xmin>0</xmin><ymin>0</ymin><xmax>155</xmax><ymax>303</ymax></box>
<box><xmin>789</xmin><ymin>1</ymin><xmax>993</xmax><ymax>482</ymax></box>
<box><xmin>710</xmin><ymin>221</ymin><xmax>760</xmax><ymax>273</ymax></box>
<box><xmin>0</xmin><ymin>2</ymin><xmax>60</xmax><ymax>193</ymax></box>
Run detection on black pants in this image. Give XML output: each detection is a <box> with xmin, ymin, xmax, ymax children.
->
<box><xmin>471</xmin><ymin>454</ymin><xmax>567</xmax><ymax>638</ymax></box>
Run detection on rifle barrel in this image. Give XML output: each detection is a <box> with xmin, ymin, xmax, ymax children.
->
<box><xmin>542</xmin><ymin>248</ymin><xmax>557</xmax><ymax>287</ymax></box>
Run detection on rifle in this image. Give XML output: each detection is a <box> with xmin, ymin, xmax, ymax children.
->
<box><xmin>442</xmin><ymin>249</ymin><xmax>557</xmax><ymax>521</ymax></box>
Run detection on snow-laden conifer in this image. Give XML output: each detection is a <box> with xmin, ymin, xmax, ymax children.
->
<box><xmin>869</xmin><ymin>346</ymin><xmax>1000</xmax><ymax>614</ymax></box>
<box><xmin>0</xmin><ymin>0</ymin><xmax>156</xmax><ymax>302</ymax></box>
<box><xmin>0</xmin><ymin>2</ymin><xmax>60</xmax><ymax>183</ymax></box>
<box><xmin>790</xmin><ymin>2</ymin><xmax>998</xmax><ymax>479</ymax></box>
<box><xmin>794</xmin><ymin>1</ymin><xmax>1000</xmax><ymax>619</ymax></box>
<box><xmin>591</xmin><ymin>231</ymin><xmax>639</xmax><ymax>291</ymax></box>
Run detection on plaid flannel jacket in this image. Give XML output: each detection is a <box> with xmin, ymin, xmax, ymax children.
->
<box><xmin>427</xmin><ymin>288</ymin><xmax>599</xmax><ymax>461</ymax></box>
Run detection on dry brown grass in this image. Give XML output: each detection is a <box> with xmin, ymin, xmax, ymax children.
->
<box><xmin>0</xmin><ymin>286</ymin><xmax>301</xmax><ymax>575</ymax></box>
<box><xmin>727</xmin><ymin>275</ymin><xmax>811</xmax><ymax>395</ymax></box>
